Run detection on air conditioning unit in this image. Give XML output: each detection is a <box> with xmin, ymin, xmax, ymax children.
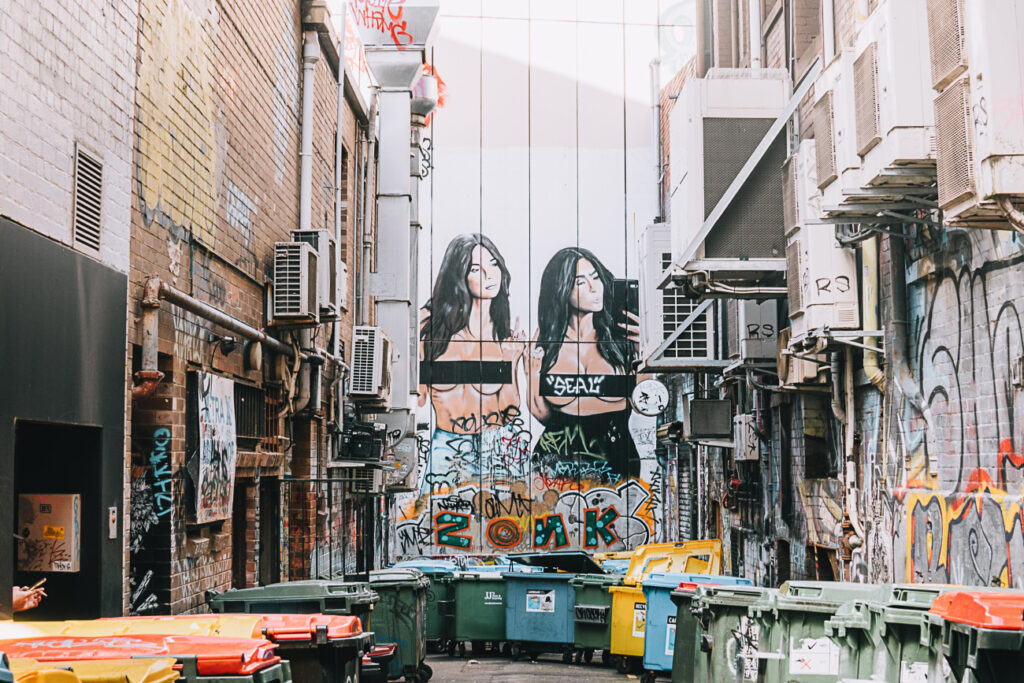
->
<box><xmin>272</xmin><ymin>242</ymin><xmax>319</xmax><ymax>321</ymax></box>
<box><xmin>386</xmin><ymin>436</ymin><xmax>419</xmax><ymax>492</ymax></box>
<box><xmin>337</xmin><ymin>260</ymin><xmax>348</xmax><ymax>312</ymax></box>
<box><xmin>291</xmin><ymin>229</ymin><xmax>340</xmax><ymax>319</ymax></box>
<box><xmin>785</xmin><ymin>141</ymin><xmax>860</xmax><ymax>339</ymax></box>
<box><xmin>342</xmin><ymin>466</ymin><xmax>385</xmax><ymax>495</ymax></box>
<box><xmin>684</xmin><ymin>398</ymin><xmax>733</xmax><ymax>439</ymax></box>
<box><xmin>853</xmin><ymin>0</ymin><xmax>935</xmax><ymax>185</ymax></box>
<box><xmin>638</xmin><ymin>223</ymin><xmax>716</xmax><ymax>368</ymax></box>
<box><xmin>776</xmin><ymin>327</ymin><xmax>825</xmax><ymax>387</ymax></box>
<box><xmin>669</xmin><ymin>69</ymin><xmax>790</xmax><ymax>265</ymax></box>
<box><xmin>928</xmin><ymin>0</ymin><xmax>1024</xmax><ymax>228</ymax></box>
<box><xmin>813</xmin><ymin>49</ymin><xmax>861</xmax><ymax>209</ymax></box>
<box><xmin>733</xmin><ymin>414</ymin><xmax>759</xmax><ymax>462</ymax></box>
<box><xmin>349</xmin><ymin>325</ymin><xmax>393</xmax><ymax>404</ymax></box>
<box><xmin>727</xmin><ymin>299</ymin><xmax>778</xmax><ymax>362</ymax></box>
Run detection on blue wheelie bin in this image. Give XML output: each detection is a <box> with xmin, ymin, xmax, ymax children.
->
<box><xmin>503</xmin><ymin>551</ymin><xmax>606</xmax><ymax>663</ymax></box>
<box><xmin>640</xmin><ymin>572</ymin><xmax>752</xmax><ymax>683</ymax></box>
<box><xmin>0</xmin><ymin>653</ymin><xmax>11</xmax><ymax>683</ymax></box>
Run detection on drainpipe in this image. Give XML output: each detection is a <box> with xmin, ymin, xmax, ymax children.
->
<box><xmin>830</xmin><ymin>352</ymin><xmax>845</xmax><ymax>423</ymax></box>
<box><xmin>329</xmin><ymin>13</ymin><xmax>348</xmax><ymax>444</ymax></box>
<box><xmin>132</xmin><ymin>279</ymin><xmax>166</xmax><ymax>399</ymax></box>
<box><xmin>844</xmin><ymin>346</ymin><xmax>865</xmax><ymax>552</ymax></box>
<box><xmin>649</xmin><ymin>58</ymin><xmax>663</xmax><ymax>221</ymax></box>
<box><xmin>360</xmin><ymin>95</ymin><xmax>378</xmax><ymax>326</ymax></box>
<box><xmin>748</xmin><ymin>0</ymin><xmax>762</xmax><ymax>69</ymax></box>
<box><xmin>862</xmin><ymin>235</ymin><xmax>885</xmax><ymax>390</ymax></box>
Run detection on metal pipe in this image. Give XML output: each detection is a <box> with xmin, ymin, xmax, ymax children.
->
<box><xmin>997</xmin><ymin>195</ymin><xmax>1024</xmax><ymax>235</ymax></box>
<box><xmin>360</xmin><ymin>94</ymin><xmax>378</xmax><ymax>325</ymax></box>
<box><xmin>822</xmin><ymin>0</ymin><xmax>836</xmax><ymax>61</ymax></box>
<box><xmin>299</xmin><ymin>31</ymin><xmax>320</xmax><ymax>232</ymax></box>
<box><xmin>748</xmin><ymin>0</ymin><xmax>762</xmax><ymax>69</ymax></box>
<box><xmin>649</xmin><ymin>58</ymin><xmax>663</xmax><ymax>221</ymax></box>
<box><xmin>334</xmin><ymin>15</ymin><xmax>347</xmax><ymax>359</ymax></box>
<box><xmin>844</xmin><ymin>346</ymin><xmax>866</xmax><ymax>550</ymax></box>
<box><xmin>861</xmin><ymin>235</ymin><xmax>885</xmax><ymax>390</ymax></box>
<box><xmin>132</xmin><ymin>278</ymin><xmax>165</xmax><ymax>399</ymax></box>
<box><xmin>830</xmin><ymin>352</ymin><xmax>846</xmax><ymax>423</ymax></box>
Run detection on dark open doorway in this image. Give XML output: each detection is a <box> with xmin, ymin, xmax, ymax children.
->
<box><xmin>13</xmin><ymin>421</ymin><xmax>103</xmax><ymax>619</ymax></box>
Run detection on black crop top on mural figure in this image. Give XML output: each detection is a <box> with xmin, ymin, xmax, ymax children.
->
<box><xmin>533</xmin><ymin>405</ymin><xmax>640</xmax><ymax>481</ymax></box>
<box><xmin>419</xmin><ymin>360</ymin><xmax>512</xmax><ymax>385</ymax></box>
<box><xmin>538</xmin><ymin>373</ymin><xmax>633</xmax><ymax>398</ymax></box>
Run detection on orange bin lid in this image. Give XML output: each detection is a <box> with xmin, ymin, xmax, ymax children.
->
<box><xmin>928</xmin><ymin>591</ymin><xmax>1024</xmax><ymax>630</ymax></box>
<box><xmin>258</xmin><ymin>614</ymin><xmax>362</xmax><ymax>642</ymax></box>
<box><xmin>0</xmin><ymin>635</ymin><xmax>280</xmax><ymax>675</ymax></box>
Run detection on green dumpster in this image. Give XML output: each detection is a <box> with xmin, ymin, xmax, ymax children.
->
<box><xmin>390</xmin><ymin>559</ymin><xmax>458</xmax><ymax>647</ymax></box>
<box><xmin>445</xmin><ymin>571</ymin><xmax>507</xmax><ymax>657</ymax></box>
<box><xmin>570</xmin><ymin>573</ymin><xmax>622</xmax><ymax>665</ymax></box>
<box><xmin>748</xmin><ymin>580</ymin><xmax>890</xmax><ymax>682</ymax></box>
<box><xmin>825</xmin><ymin>583</ymin><xmax>957</xmax><ymax>682</ymax></box>
<box><xmin>206</xmin><ymin>580</ymin><xmax>379</xmax><ymax>633</ymax></box>
<box><xmin>688</xmin><ymin>584</ymin><xmax>776</xmax><ymax>683</ymax></box>
<box><xmin>924</xmin><ymin>589</ymin><xmax>1024</xmax><ymax>683</ymax></box>
<box><xmin>369</xmin><ymin>568</ymin><xmax>431</xmax><ymax>682</ymax></box>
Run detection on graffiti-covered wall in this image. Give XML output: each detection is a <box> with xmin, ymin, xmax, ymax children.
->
<box><xmin>395</xmin><ymin>1</ymin><xmax>696</xmax><ymax>556</ymax></box>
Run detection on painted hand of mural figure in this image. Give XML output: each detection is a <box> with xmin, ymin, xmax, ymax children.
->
<box><xmin>618</xmin><ymin>310</ymin><xmax>642</xmax><ymax>344</ymax></box>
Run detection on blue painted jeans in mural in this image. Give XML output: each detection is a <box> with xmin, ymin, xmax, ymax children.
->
<box><xmin>419</xmin><ymin>422</ymin><xmax>531</xmax><ymax>497</ymax></box>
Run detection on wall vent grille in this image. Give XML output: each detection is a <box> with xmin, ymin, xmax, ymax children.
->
<box><xmin>786</xmin><ymin>240</ymin><xmax>803</xmax><ymax>314</ymax></box>
<box><xmin>813</xmin><ymin>91</ymin><xmax>837</xmax><ymax>189</ymax></box>
<box><xmin>934</xmin><ymin>77</ymin><xmax>975</xmax><ymax>210</ymax></box>
<box><xmin>926</xmin><ymin>0</ymin><xmax>968</xmax><ymax>92</ymax></box>
<box><xmin>854</xmin><ymin>42</ymin><xmax>882</xmax><ymax>157</ymax></box>
<box><xmin>72</xmin><ymin>146</ymin><xmax>102</xmax><ymax>252</ymax></box>
<box><xmin>782</xmin><ymin>155</ymin><xmax>798</xmax><ymax>236</ymax></box>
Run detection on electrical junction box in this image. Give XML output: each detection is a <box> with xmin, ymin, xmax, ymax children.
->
<box><xmin>17</xmin><ymin>493</ymin><xmax>82</xmax><ymax>573</ymax></box>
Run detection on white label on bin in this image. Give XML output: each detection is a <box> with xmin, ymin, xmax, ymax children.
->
<box><xmin>900</xmin><ymin>661</ymin><xmax>928</xmax><ymax>683</ymax></box>
<box><xmin>789</xmin><ymin>636</ymin><xmax>839</xmax><ymax>675</ymax></box>
<box><xmin>484</xmin><ymin>590</ymin><xmax>503</xmax><ymax>606</ymax></box>
<box><xmin>665</xmin><ymin>615</ymin><xmax>677</xmax><ymax>656</ymax></box>
<box><xmin>632</xmin><ymin>602</ymin><xmax>647</xmax><ymax>637</ymax></box>
<box><xmin>526</xmin><ymin>589</ymin><xmax>555</xmax><ymax>613</ymax></box>
<box><xmin>726</xmin><ymin>617</ymin><xmax>760</xmax><ymax>681</ymax></box>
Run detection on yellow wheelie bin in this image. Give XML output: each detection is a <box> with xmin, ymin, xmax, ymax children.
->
<box><xmin>8</xmin><ymin>658</ymin><xmax>179</xmax><ymax>683</ymax></box>
<box><xmin>607</xmin><ymin>540</ymin><xmax>722</xmax><ymax>674</ymax></box>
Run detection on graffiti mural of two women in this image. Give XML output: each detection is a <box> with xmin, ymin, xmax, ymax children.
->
<box><xmin>403</xmin><ymin>233</ymin><xmax>661</xmax><ymax>554</ymax></box>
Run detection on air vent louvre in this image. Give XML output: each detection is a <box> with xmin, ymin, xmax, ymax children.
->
<box><xmin>350</xmin><ymin>331</ymin><xmax>376</xmax><ymax>394</ymax></box>
<box><xmin>660</xmin><ymin>253</ymin><xmax>711</xmax><ymax>360</ymax></box>
<box><xmin>813</xmin><ymin>91</ymin><xmax>837</xmax><ymax>189</ymax></box>
<box><xmin>786</xmin><ymin>240</ymin><xmax>803</xmax><ymax>314</ymax></box>
<box><xmin>934</xmin><ymin>77</ymin><xmax>975</xmax><ymax>210</ymax></box>
<box><xmin>854</xmin><ymin>42</ymin><xmax>881</xmax><ymax>157</ymax></box>
<box><xmin>926</xmin><ymin>0</ymin><xmax>968</xmax><ymax>92</ymax></box>
<box><xmin>782</xmin><ymin>155</ymin><xmax>798</xmax><ymax>236</ymax></box>
<box><xmin>72</xmin><ymin>146</ymin><xmax>102</xmax><ymax>252</ymax></box>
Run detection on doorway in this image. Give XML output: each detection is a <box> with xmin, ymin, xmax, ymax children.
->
<box><xmin>13</xmin><ymin>421</ymin><xmax>103</xmax><ymax>619</ymax></box>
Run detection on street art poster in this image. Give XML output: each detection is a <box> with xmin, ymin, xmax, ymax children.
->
<box><xmin>393</xmin><ymin>1</ymin><xmax>688</xmax><ymax>557</ymax></box>
<box><xmin>195</xmin><ymin>372</ymin><xmax>237</xmax><ymax>523</ymax></box>
<box><xmin>526</xmin><ymin>589</ymin><xmax>555</xmax><ymax>613</ymax></box>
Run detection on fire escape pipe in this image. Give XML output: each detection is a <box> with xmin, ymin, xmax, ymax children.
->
<box><xmin>861</xmin><ymin>235</ymin><xmax>885</xmax><ymax>391</ymax></box>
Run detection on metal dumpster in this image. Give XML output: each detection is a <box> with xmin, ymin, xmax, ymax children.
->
<box><xmin>688</xmin><ymin>584</ymin><xmax>776</xmax><ymax>683</ymax></box>
<box><xmin>445</xmin><ymin>571</ymin><xmax>507</xmax><ymax>657</ymax></box>
<box><xmin>390</xmin><ymin>559</ymin><xmax>458</xmax><ymax>648</ymax></box>
<box><xmin>925</xmin><ymin>589</ymin><xmax>1024</xmax><ymax>683</ymax></box>
<box><xmin>570</xmin><ymin>573</ymin><xmax>622</xmax><ymax>666</ymax></box>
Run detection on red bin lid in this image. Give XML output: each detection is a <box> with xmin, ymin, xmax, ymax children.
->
<box><xmin>927</xmin><ymin>591</ymin><xmax>1024</xmax><ymax>630</ymax></box>
<box><xmin>258</xmin><ymin>614</ymin><xmax>362</xmax><ymax>642</ymax></box>
<box><xmin>0</xmin><ymin>635</ymin><xmax>280</xmax><ymax>675</ymax></box>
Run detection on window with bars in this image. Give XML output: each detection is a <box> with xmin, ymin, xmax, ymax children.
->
<box><xmin>234</xmin><ymin>383</ymin><xmax>266</xmax><ymax>452</ymax></box>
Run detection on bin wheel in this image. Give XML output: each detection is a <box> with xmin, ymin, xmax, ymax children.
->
<box><xmin>528</xmin><ymin>650</ymin><xmax>539</xmax><ymax>662</ymax></box>
<box><xmin>584</xmin><ymin>649</ymin><xmax>594</xmax><ymax>664</ymax></box>
<box><xmin>458</xmin><ymin>642</ymin><xmax>467</xmax><ymax>658</ymax></box>
<box><xmin>500</xmin><ymin>642</ymin><xmax>511</xmax><ymax>658</ymax></box>
<box><xmin>445</xmin><ymin>640</ymin><xmax>455</xmax><ymax>658</ymax></box>
<box><xmin>615</xmin><ymin>656</ymin><xmax>631</xmax><ymax>674</ymax></box>
<box><xmin>601</xmin><ymin>650</ymin><xmax>611</xmax><ymax>667</ymax></box>
<box><xmin>510</xmin><ymin>643</ymin><xmax>522</xmax><ymax>660</ymax></box>
<box><xmin>418</xmin><ymin>664</ymin><xmax>433</xmax><ymax>681</ymax></box>
<box><xmin>573</xmin><ymin>649</ymin><xmax>583</xmax><ymax>665</ymax></box>
<box><xmin>640</xmin><ymin>672</ymin><xmax>656</xmax><ymax>683</ymax></box>
<box><xmin>562</xmin><ymin>649</ymin><xmax>573</xmax><ymax>664</ymax></box>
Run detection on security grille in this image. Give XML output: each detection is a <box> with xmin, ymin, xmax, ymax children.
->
<box><xmin>854</xmin><ymin>42</ymin><xmax>881</xmax><ymax>157</ymax></box>
<box><xmin>926</xmin><ymin>0</ymin><xmax>968</xmax><ymax>92</ymax></box>
<box><xmin>660</xmin><ymin>253</ymin><xmax>710</xmax><ymax>359</ymax></box>
<box><xmin>786</xmin><ymin>241</ymin><xmax>803</xmax><ymax>314</ymax></box>
<box><xmin>934</xmin><ymin>77</ymin><xmax>975</xmax><ymax>210</ymax></box>
<box><xmin>782</xmin><ymin>155</ymin><xmax>798</xmax><ymax>236</ymax></box>
<box><xmin>234</xmin><ymin>382</ymin><xmax>266</xmax><ymax>452</ymax></box>
<box><xmin>813</xmin><ymin>91</ymin><xmax>837</xmax><ymax>189</ymax></box>
<box><xmin>72</xmin><ymin>146</ymin><xmax>102</xmax><ymax>252</ymax></box>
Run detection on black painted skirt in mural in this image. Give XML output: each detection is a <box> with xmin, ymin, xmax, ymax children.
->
<box><xmin>533</xmin><ymin>408</ymin><xmax>640</xmax><ymax>482</ymax></box>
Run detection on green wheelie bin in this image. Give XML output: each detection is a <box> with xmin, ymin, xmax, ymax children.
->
<box><xmin>824</xmin><ymin>583</ymin><xmax>958</xmax><ymax>682</ymax></box>
<box><xmin>206</xmin><ymin>579</ymin><xmax>378</xmax><ymax>631</ymax></box>
<box><xmin>924</xmin><ymin>589</ymin><xmax>1024</xmax><ymax>683</ymax></box>
<box><xmin>747</xmin><ymin>580</ymin><xmax>890</xmax><ymax>682</ymax></box>
<box><xmin>445</xmin><ymin>571</ymin><xmax>507</xmax><ymax>658</ymax></box>
<box><xmin>688</xmin><ymin>584</ymin><xmax>776</xmax><ymax>683</ymax></box>
<box><xmin>369</xmin><ymin>568</ymin><xmax>431</xmax><ymax>682</ymax></box>
<box><xmin>570</xmin><ymin>573</ymin><xmax>622</xmax><ymax>666</ymax></box>
<box><xmin>390</xmin><ymin>559</ymin><xmax>458</xmax><ymax>649</ymax></box>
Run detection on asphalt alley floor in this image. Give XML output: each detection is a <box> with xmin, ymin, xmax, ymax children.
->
<box><xmin>425</xmin><ymin>653</ymin><xmax>663</xmax><ymax>681</ymax></box>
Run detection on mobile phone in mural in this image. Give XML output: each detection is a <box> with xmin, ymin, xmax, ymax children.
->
<box><xmin>611</xmin><ymin>278</ymin><xmax>639</xmax><ymax>345</ymax></box>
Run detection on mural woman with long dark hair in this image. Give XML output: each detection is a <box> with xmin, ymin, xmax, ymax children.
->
<box><xmin>529</xmin><ymin>247</ymin><xmax>641</xmax><ymax>480</ymax></box>
<box><xmin>418</xmin><ymin>233</ymin><xmax>527</xmax><ymax>494</ymax></box>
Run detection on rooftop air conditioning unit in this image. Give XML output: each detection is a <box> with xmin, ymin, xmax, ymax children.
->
<box><xmin>813</xmin><ymin>49</ymin><xmax>860</xmax><ymax>209</ymax></box>
<box><xmin>349</xmin><ymin>325</ymin><xmax>393</xmax><ymax>404</ymax></box>
<box><xmin>638</xmin><ymin>223</ymin><xmax>716</xmax><ymax>368</ymax></box>
<box><xmin>733</xmin><ymin>414</ymin><xmax>759</xmax><ymax>461</ymax></box>
<box><xmin>928</xmin><ymin>0</ymin><xmax>1024</xmax><ymax>228</ymax></box>
<box><xmin>291</xmin><ymin>229</ymin><xmax>339</xmax><ymax>319</ymax></box>
<box><xmin>669</xmin><ymin>69</ymin><xmax>790</xmax><ymax>265</ymax></box>
<box><xmin>273</xmin><ymin>242</ymin><xmax>319</xmax><ymax>322</ymax></box>
<box><xmin>785</xmin><ymin>140</ymin><xmax>860</xmax><ymax>340</ymax></box>
<box><xmin>853</xmin><ymin>0</ymin><xmax>935</xmax><ymax>185</ymax></box>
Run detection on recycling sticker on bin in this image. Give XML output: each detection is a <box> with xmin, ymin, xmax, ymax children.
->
<box><xmin>526</xmin><ymin>589</ymin><xmax>555</xmax><ymax>612</ymax></box>
<box><xmin>632</xmin><ymin>602</ymin><xmax>647</xmax><ymax>637</ymax></box>
<box><xmin>789</xmin><ymin>636</ymin><xmax>839</xmax><ymax>675</ymax></box>
<box><xmin>665</xmin><ymin>615</ymin><xmax>676</xmax><ymax>656</ymax></box>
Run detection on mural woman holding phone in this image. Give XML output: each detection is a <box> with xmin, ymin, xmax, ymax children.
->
<box><xmin>529</xmin><ymin>247</ymin><xmax>641</xmax><ymax>480</ymax></box>
<box><xmin>418</xmin><ymin>234</ymin><xmax>528</xmax><ymax>495</ymax></box>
